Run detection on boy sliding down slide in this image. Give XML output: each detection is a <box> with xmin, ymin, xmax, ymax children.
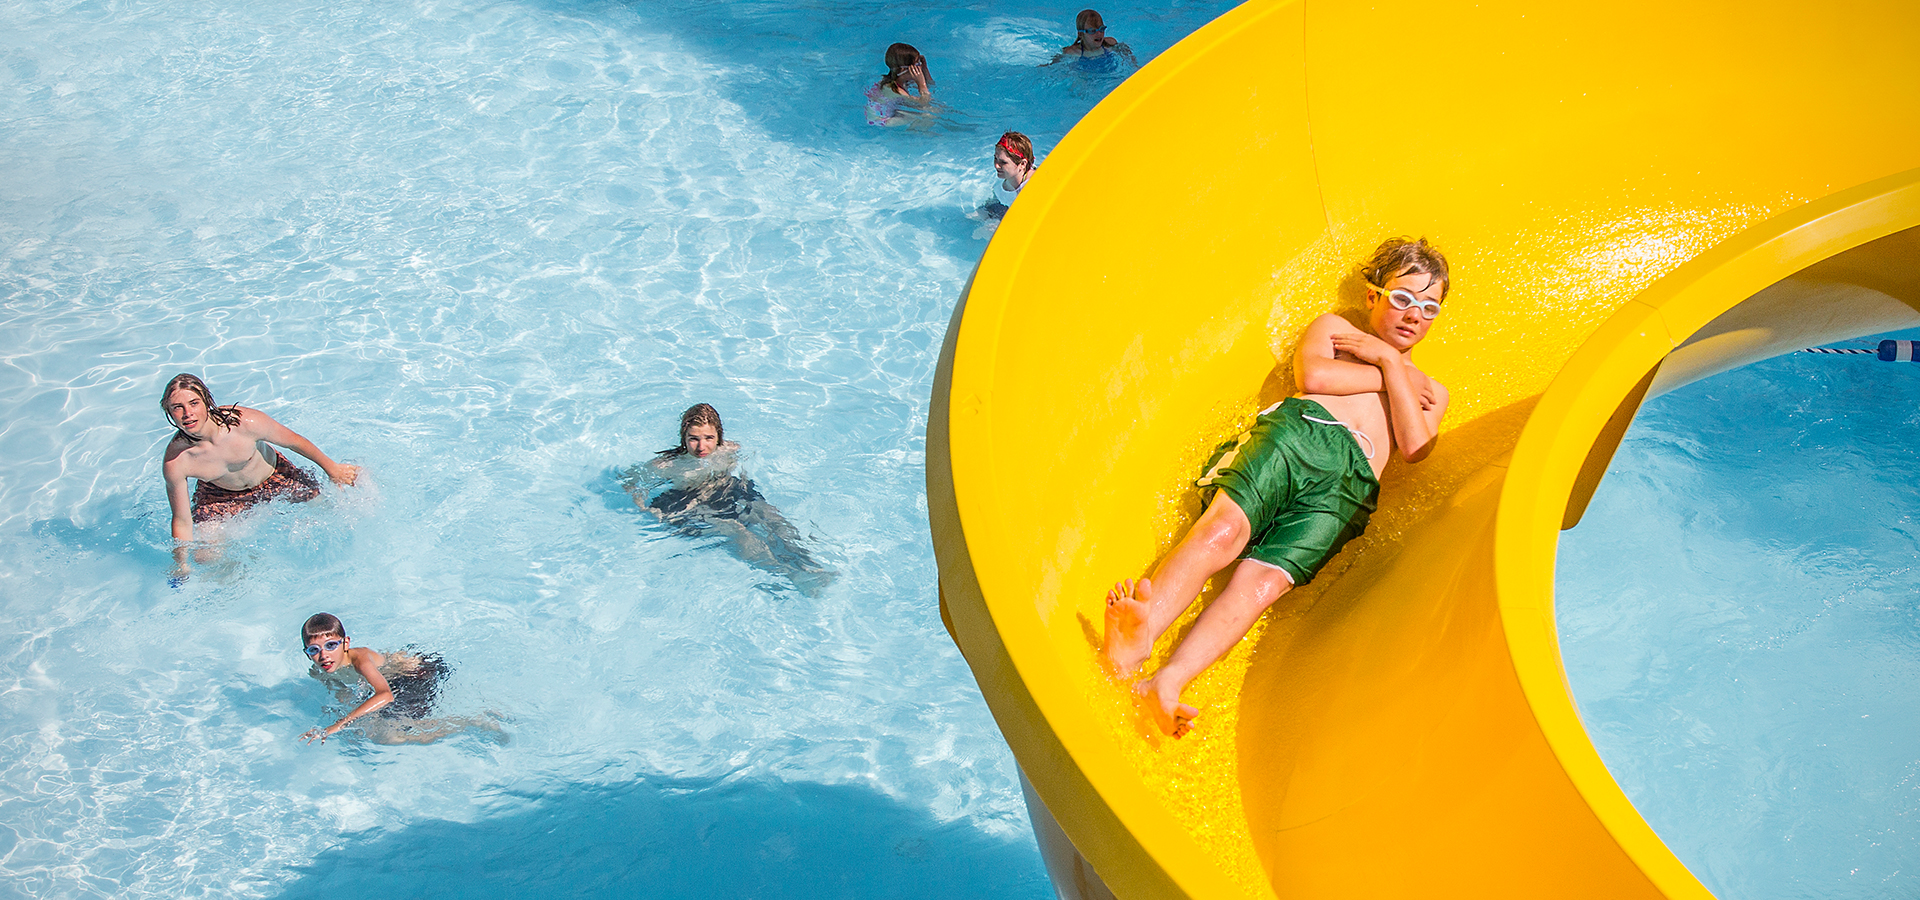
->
<box><xmin>1101</xmin><ymin>238</ymin><xmax>1452</xmax><ymax>737</ymax></box>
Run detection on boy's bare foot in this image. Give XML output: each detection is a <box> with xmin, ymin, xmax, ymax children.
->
<box><xmin>1133</xmin><ymin>676</ymin><xmax>1199</xmax><ymax>738</ymax></box>
<box><xmin>1101</xmin><ymin>578</ymin><xmax>1155</xmax><ymax>675</ymax></box>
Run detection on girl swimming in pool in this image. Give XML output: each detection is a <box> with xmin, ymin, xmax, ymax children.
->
<box><xmin>634</xmin><ymin>404</ymin><xmax>835</xmax><ymax>595</ymax></box>
<box><xmin>986</xmin><ymin>132</ymin><xmax>1036</xmax><ymax>220</ymax></box>
<box><xmin>1045</xmin><ymin>9</ymin><xmax>1137</xmax><ymax>68</ymax></box>
<box><xmin>865</xmin><ymin>42</ymin><xmax>936</xmax><ymax>126</ymax></box>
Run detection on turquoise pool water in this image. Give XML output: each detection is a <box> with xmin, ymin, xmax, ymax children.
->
<box><xmin>0</xmin><ymin>0</ymin><xmax>1234</xmax><ymax>895</ymax></box>
<box><xmin>1559</xmin><ymin>332</ymin><xmax>1920</xmax><ymax>899</ymax></box>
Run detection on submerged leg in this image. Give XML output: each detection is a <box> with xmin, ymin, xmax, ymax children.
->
<box><xmin>1101</xmin><ymin>493</ymin><xmax>1252</xmax><ymax>676</ymax></box>
<box><xmin>363</xmin><ymin>712</ymin><xmax>508</xmax><ymax>746</ymax></box>
<box><xmin>737</xmin><ymin>500</ymin><xmax>837</xmax><ymax>595</ymax></box>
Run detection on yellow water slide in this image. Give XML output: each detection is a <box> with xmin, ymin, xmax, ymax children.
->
<box><xmin>929</xmin><ymin>1</ymin><xmax>1920</xmax><ymax>897</ymax></box>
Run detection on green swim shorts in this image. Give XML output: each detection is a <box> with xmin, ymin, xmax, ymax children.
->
<box><xmin>1195</xmin><ymin>397</ymin><xmax>1380</xmax><ymax>586</ymax></box>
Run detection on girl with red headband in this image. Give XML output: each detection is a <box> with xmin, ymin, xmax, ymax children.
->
<box><xmin>988</xmin><ymin>132</ymin><xmax>1036</xmax><ymax>218</ymax></box>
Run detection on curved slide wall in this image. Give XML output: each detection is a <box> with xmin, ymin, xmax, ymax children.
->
<box><xmin>928</xmin><ymin>1</ymin><xmax>1920</xmax><ymax>898</ymax></box>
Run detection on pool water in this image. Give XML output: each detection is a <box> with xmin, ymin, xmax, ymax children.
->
<box><xmin>1558</xmin><ymin>331</ymin><xmax>1920</xmax><ymax>899</ymax></box>
<box><xmin>0</xmin><ymin>0</ymin><xmax>1235</xmax><ymax>896</ymax></box>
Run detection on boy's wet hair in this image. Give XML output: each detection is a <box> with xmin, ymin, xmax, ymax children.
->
<box><xmin>658</xmin><ymin>403</ymin><xmax>725</xmax><ymax>458</ymax></box>
<box><xmin>302</xmin><ymin>612</ymin><xmax>346</xmax><ymax>645</ymax></box>
<box><xmin>160</xmin><ymin>373</ymin><xmax>243</xmax><ymax>436</ymax></box>
<box><xmin>881</xmin><ymin>43</ymin><xmax>931</xmax><ymax>91</ymax></box>
<box><xmin>1360</xmin><ymin>237</ymin><xmax>1450</xmax><ymax>299</ymax></box>
<box><xmin>996</xmin><ymin>132</ymin><xmax>1034</xmax><ymax>167</ymax></box>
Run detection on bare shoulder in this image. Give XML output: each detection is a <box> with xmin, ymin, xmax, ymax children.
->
<box><xmin>163</xmin><ymin>433</ymin><xmax>195</xmax><ymax>465</ymax></box>
<box><xmin>230</xmin><ymin>405</ymin><xmax>273</xmax><ymax>430</ymax></box>
<box><xmin>350</xmin><ymin>645</ymin><xmax>387</xmax><ymax>671</ymax></box>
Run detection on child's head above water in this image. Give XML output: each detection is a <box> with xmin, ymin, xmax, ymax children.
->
<box><xmin>882</xmin><ymin>43</ymin><xmax>931</xmax><ymax>91</ymax></box>
<box><xmin>300</xmin><ymin>612</ymin><xmax>351</xmax><ymax>673</ymax></box>
<box><xmin>658</xmin><ymin>403</ymin><xmax>726</xmax><ymax>459</ymax></box>
<box><xmin>160</xmin><ymin>372</ymin><xmax>241</xmax><ymax>437</ymax></box>
<box><xmin>1075</xmin><ymin>9</ymin><xmax>1109</xmax><ymax>46</ymax></box>
<box><xmin>994</xmin><ymin>132</ymin><xmax>1034</xmax><ymax>185</ymax></box>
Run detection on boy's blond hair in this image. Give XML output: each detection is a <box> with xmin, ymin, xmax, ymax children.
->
<box><xmin>1361</xmin><ymin>237</ymin><xmax>1450</xmax><ymax>299</ymax></box>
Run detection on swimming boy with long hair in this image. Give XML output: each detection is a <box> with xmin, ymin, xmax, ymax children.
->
<box><xmin>1102</xmin><ymin>238</ymin><xmax>1452</xmax><ymax>737</ymax></box>
<box><xmin>634</xmin><ymin>403</ymin><xmax>835</xmax><ymax>595</ymax></box>
<box><xmin>654</xmin><ymin>402</ymin><xmax>737</xmax><ymax>464</ymax></box>
<box><xmin>159</xmin><ymin>374</ymin><xmax>359</xmax><ymax>567</ymax></box>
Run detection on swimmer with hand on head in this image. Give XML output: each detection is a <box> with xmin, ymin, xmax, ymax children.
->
<box><xmin>1101</xmin><ymin>238</ymin><xmax>1452</xmax><ymax>737</ymax></box>
<box><xmin>866</xmin><ymin>42</ymin><xmax>936</xmax><ymax>126</ymax></box>
<box><xmin>1045</xmin><ymin>9</ymin><xmax>1136</xmax><ymax>67</ymax></box>
<box><xmin>160</xmin><ymin>374</ymin><xmax>359</xmax><ymax>576</ymax></box>
<box><xmin>299</xmin><ymin>613</ymin><xmax>499</xmax><ymax>746</ymax></box>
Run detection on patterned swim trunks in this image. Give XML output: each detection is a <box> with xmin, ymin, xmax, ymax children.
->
<box><xmin>191</xmin><ymin>452</ymin><xmax>322</xmax><ymax>523</ymax></box>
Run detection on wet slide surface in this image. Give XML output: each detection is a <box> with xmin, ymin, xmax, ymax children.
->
<box><xmin>930</xmin><ymin>0</ymin><xmax>1920</xmax><ymax>896</ymax></box>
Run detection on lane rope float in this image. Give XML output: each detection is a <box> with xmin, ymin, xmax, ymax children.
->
<box><xmin>1800</xmin><ymin>340</ymin><xmax>1920</xmax><ymax>361</ymax></box>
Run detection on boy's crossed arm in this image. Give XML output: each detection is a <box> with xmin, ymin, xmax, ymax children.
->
<box><xmin>1295</xmin><ymin>313</ymin><xmax>1448</xmax><ymax>461</ymax></box>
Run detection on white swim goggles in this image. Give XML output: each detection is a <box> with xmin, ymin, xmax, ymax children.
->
<box><xmin>1366</xmin><ymin>282</ymin><xmax>1444</xmax><ymax>320</ymax></box>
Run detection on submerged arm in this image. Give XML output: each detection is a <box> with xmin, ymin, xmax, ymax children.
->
<box><xmin>163</xmin><ymin>452</ymin><xmax>196</xmax><ymax>577</ymax></box>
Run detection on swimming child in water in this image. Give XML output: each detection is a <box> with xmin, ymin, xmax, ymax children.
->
<box><xmin>631</xmin><ymin>403</ymin><xmax>835</xmax><ymax>596</ymax></box>
<box><xmin>298</xmin><ymin>613</ymin><xmax>501</xmax><ymax>746</ymax></box>
<box><xmin>160</xmin><ymin>373</ymin><xmax>360</xmax><ymax>578</ymax></box>
<box><xmin>985</xmin><ymin>132</ymin><xmax>1036</xmax><ymax>220</ymax></box>
<box><xmin>1045</xmin><ymin>10</ymin><xmax>1137</xmax><ymax>68</ymax></box>
<box><xmin>866</xmin><ymin>42</ymin><xmax>936</xmax><ymax>126</ymax></box>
